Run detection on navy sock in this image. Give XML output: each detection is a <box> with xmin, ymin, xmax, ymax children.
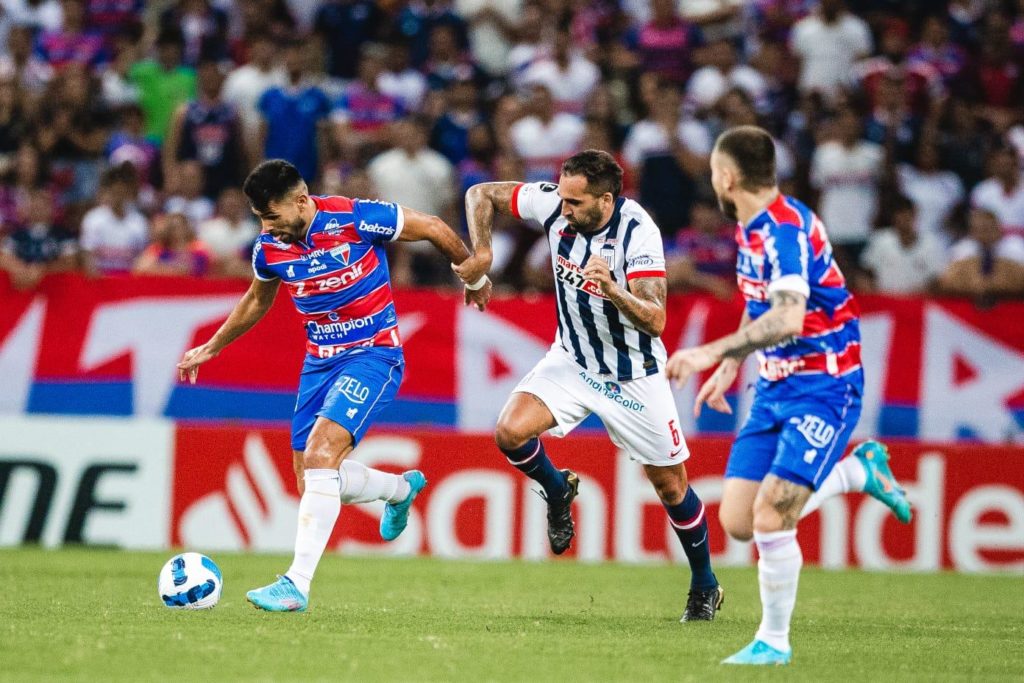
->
<box><xmin>664</xmin><ymin>487</ymin><xmax>718</xmax><ymax>591</ymax></box>
<box><xmin>501</xmin><ymin>437</ymin><xmax>567</xmax><ymax>499</ymax></box>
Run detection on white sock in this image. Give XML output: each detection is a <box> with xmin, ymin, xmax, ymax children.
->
<box><xmin>800</xmin><ymin>456</ymin><xmax>868</xmax><ymax>518</ymax></box>
<box><xmin>285</xmin><ymin>469</ymin><xmax>341</xmax><ymax>596</ymax></box>
<box><xmin>753</xmin><ymin>529</ymin><xmax>802</xmax><ymax>653</ymax></box>
<box><xmin>338</xmin><ymin>460</ymin><xmax>411</xmax><ymax>504</ymax></box>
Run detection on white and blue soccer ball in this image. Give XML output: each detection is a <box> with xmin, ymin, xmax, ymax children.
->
<box><xmin>158</xmin><ymin>552</ymin><xmax>223</xmax><ymax>610</ymax></box>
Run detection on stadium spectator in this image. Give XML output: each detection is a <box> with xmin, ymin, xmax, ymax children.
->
<box><xmin>685</xmin><ymin>39</ymin><xmax>768</xmax><ymax>114</ymax></box>
<box><xmin>510</xmin><ymin>83</ymin><xmax>583</xmax><ymax>183</ymax></box>
<box><xmin>97</xmin><ymin>25</ymin><xmax>142</xmax><ymax>108</ymax></box>
<box><xmin>505</xmin><ymin>1</ymin><xmax>546</xmax><ymax>84</ymax></box>
<box><xmin>128</xmin><ymin>27</ymin><xmax>195</xmax><ymax>145</ymax></box>
<box><xmin>257</xmin><ymin>41</ymin><xmax>331</xmax><ymax>183</ymax></box>
<box><xmin>896</xmin><ymin>139</ymin><xmax>964</xmax><ymax>244</ymax></box>
<box><xmin>790</xmin><ymin>0</ymin><xmax>872</xmax><ymax>101</ymax></box>
<box><xmin>377</xmin><ymin>40</ymin><xmax>428</xmax><ymax>112</ymax></box>
<box><xmin>971</xmin><ymin>147</ymin><xmax>1024</xmax><ymax>235</ymax></box>
<box><xmin>163</xmin><ymin>159</ymin><xmax>214</xmax><ymax>227</ymax></box>
<box><xmin>196</xmin><ymin>187</ymin><xmax>259</xmax><ymax>278</ymax></box>
<box><xmin>430</xmin><ymin>75</ymin><xmax>484</xmax><ymax>166</ymax></box>
<box><xmin>665</xmin><ymin>196</ymin><xmax>736</xmax><ymax>300</ymax></box>
<box><xmin>164</xmin><ymin>59</ymin><xmax>245</xmax><ymax>200</ymax></box>
<box><xmin>133</xmin><ymin>211</ymin><xmax>210</xmax><ymax>277</ymax></box>
<box><xmin>938</xmin><ymin>207</ymin><xmax>1024</xmax><ymax>300</ymax></box>
<box><xmin>810</xmin><ymin>107</ymin><xmax>884</xmax><ymax>270</ymax></box>
<box><xmin>394</xmin><ymin>0</ymin><xmax>469</xmax><ymax>68</ymax></box>
<box><xmin>34</xmin><ymin>0</ymin><xmax>108</xmax><ymax>70</ymax></box>
<box><xmin>79</xmin><ymin>162</ymin><xmax>148</xmax><ymax>275</ymax></box>
<box><xmin>313</xmin><ymin>0</ymin><xmax>387</xmax><ymax>80</ymax></box>
<box><xmin>105</xmin><ymin>103</ymin><xmax>159</xmax><ymax>194</ymax></box>
<box><xmin>85</xmin><ymin>0</ymin><xmax>144</xmax><ymax>47</ymax></box>
<box><xmin>0</xmin><ymin>142</ymin><xmax>51</xmax><ymax>230</ymax></box>
<box><xmin>859</xmin><ymin>195</ymin><xmax>945</xmax><ymax>295</ymax></box>
<box><xmin>368</xmin><ymin>116</ymin><xmax>455</xmax><ymax>223</ymax></box>
<box><xmin>0</xmin><ymin>75</ymin><xmax>28</xmax><ymax>163</ymax></box>
<box><xmin>157</xmin><ymin>0</ymin><xmax>229</xmax><ymax>66</ymax></box>
<box><xmin>35</xmin><ymin>63</ymin><xmax>109</xmax><ymax>205</ymax></box>
<box><xmin>906</xmin><ymin>14</ymin><xmax>967</xmax><ymax>86</ymax></box>
<box><xmin>421</xmin><ymin>23</ymin><xmax>483</xmax><ymax>92</ymax></box>
<box><xmin>630</xmin><ymin>0</ymin><xmax>704</xmax><ymax>86</ymax></box>
<box><xmin>367</xmin><ymin>115</ymin><xmax>456</xmax><ymax>284</ymax></box>
<box><xmin>0</xmin><ymin>186</ymin><xmax>75</xmax><ymax>290</ymax></box>
<box><xmin>1</xmin><ymin>0</ymin><xmax>63</xmax><ymax>37</ymax></box>
<box><xmin>221</xmin><ymin>32</ymin><xmax>286</xmax><ymax>153</ymax></box>
<box><xmin>332</xmin><ymin>46</ymin><xmax>405</xmax><ymax>159</ymax></box>
<box><xmin>520</xmin><ymin>24</ymin><xmax>600</xmax><ymax>115</ymax></box>
<box><xmin>0</xmin><ymin>24</ymin><xmax>53</xmax><ymax>97</ymax></box>
<box><xmin>457</xmin><ymin>0</ymin><xmax>518</xmax><ymax>77</ymax></box>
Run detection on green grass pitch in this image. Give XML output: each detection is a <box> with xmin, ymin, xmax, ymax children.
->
<box><xmin>1</xmin><ymin>548</ymin><xmax>1022</xmax><ymax>682</ymax></box>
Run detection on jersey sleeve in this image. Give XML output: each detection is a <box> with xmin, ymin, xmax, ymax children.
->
<box><xmin>624</xmin><ymin>221</ymin><xmax>667</xmax><ymax>281</ymax></box>
<box><xmin>764</xmin><ymin>222</ymin><xmax>811</xmax><ymax>298</ymax></box>
<box><xmin>510</xmin><ymin>181</ymin><xmax>561</xmax><ymax>225</ymax></box>
<box><xmin>250</xmin><ymin>241</ymin><xmax>278</xmax><ymax>281</ymax></box>
<box><xmin>352</xmin><ymin>198</ymin><xmax>404</xmax><ymax>244</ymax></box>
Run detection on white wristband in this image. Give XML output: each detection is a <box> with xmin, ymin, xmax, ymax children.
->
<box><xmin>465</xmin><ymin>274</ymin><xmax>489</xmax><ymax>291</ymax></box>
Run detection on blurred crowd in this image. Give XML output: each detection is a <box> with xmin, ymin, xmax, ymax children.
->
<box><xmin>2</xmin><ymin>0</ymin><xmax>1024</xmax><ymax>305</ymax></box>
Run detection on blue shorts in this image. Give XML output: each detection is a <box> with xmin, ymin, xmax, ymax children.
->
<box><xmin>725</xmin><ymin>385</ymin><xmax>862</xmax><ymax>490</ymax></box>
<box><xmin>291</xmin><ymin>346</ymin><xmax>405</xmax><ymax>452</ymax></box>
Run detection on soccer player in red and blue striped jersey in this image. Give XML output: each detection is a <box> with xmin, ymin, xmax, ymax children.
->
<box><xmin>667</xmin><ymin>127</ymin><xmax>912</xmax><ymax>665</ymax></box>
<box><xmin>177</xmin><ymin>159</ymin><xmax>490</xmax><ymax>611</ymax></box>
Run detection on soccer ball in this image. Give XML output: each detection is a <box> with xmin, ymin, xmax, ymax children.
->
<box><xmin>158</xmin><ymin>552</ymin><xmax>223</xmax><ymax>610</ymax></box>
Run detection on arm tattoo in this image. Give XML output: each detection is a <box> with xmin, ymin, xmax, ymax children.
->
<box><xmin>465</xmin><ymin>182</ymin><xmax>519</xmax><ymax>254</ymax></box>
<box><xmin>719</xmin><ymin>290</ymin><xmax>806</xmax><ymax>361</ymax></box>
<box><xmin>607</xmin><ymin>277</ymin><xmax>667</xmax><ymax>337</ymax></box>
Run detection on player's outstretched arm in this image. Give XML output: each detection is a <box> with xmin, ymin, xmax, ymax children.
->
<box><xmin>397</xmin><ymin>205</ymin><xmax>492</xmax><ymax>311</ymax></box>
<box><xmin>456</xmin><ymin>182</ymin><xmax>520</xmax><ymax>285</ymax></box>
<box><xmin>177</xmin><ymin>277</ymin><xmax>280</xmax><ymax>384</ymax></box>
<box><xmin>667</xmin><ymin>291</ymin><xmax>806</xmax><ymax>393</ymax></box>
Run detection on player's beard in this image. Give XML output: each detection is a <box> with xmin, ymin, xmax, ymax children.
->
<box><xmin>568</xmin><ymin>204</ymin><xmax>605</xmax><ymax>233</ymax></box>
<box><xmin>718</xmin><ymin>194</ymin><xmax>738</xmax><ymax>222</ymax></box>
<box><xmin>272</xmin><ymin>217</ymin><xmax>307</xmax><ymax>244</ymax></box>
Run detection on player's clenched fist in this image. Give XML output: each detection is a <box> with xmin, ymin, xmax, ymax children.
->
<box><xmin>452</xmin><ymin>251</ymin><xmax>491</xmax><ymax>286</ymax></box>
<box><xmin>177</xmin><ymin>343</ymin><xmax>220</xmax><ymax>384</ymax></box>
<box><xmin>463</xmin><ymin>277</ymin><xmax>493</xmax><ymax>311</ymax></box>
<box><xmin>582</xmin><ymin>255</ymin><xmax>614</xmax><ymax>294</ymax></box>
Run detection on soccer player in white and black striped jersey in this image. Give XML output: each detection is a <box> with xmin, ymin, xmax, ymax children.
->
<box><xmin>456</xmin><ymin>150</ymin><xmax>723</xmax><ymax>621</ymax></box>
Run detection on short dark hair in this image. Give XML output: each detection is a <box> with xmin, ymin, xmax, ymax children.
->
<box><xmin>243</xmin><ymin>159</ymin><xmax>304</xmax><ymax>212</ymax></box>
<box><xmin>714</xmin><ymin>125</ymin><xmax>776</xmax><ymax>191</ymax></box>
<box><xmin>560</xmin><ymin>149</ymin><xmax>623</xmax><ymax>198</ymax></box>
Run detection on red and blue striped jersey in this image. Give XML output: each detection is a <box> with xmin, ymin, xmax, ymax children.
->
<box><xmin>251</xmin><ymin>195</ymin><xmax>404</xmax><ymax>359</ymax></box>
<box><xmin>736</xmin><ymin>194</ymin><xmax>863</xmax><ymax>394</ymax></box>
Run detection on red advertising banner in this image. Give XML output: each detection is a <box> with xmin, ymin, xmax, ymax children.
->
<box><xmin>2</xmin><ymin>274</ymin><xmax>1024</xmax><ymax>443</ymax></box>
<box><xmin>172</xmin><ymin>427</ymin><xmax>1024</xmax><ymax>573</ymax></box>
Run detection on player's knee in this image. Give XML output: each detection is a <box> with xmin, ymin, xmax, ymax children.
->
<box><xmin>720</xmin><ymin>509</ymin><xmax>753</xmax><ymax>541</ymax></box>
<box><xmin>751</xmin><ymin>499</ymin><xmax>788</xmax><ymax>534</ymax></box>
<box><xmin>494</xmin><ymin>417</ymin><xmax>532</xmax><ymax>452</ymax></box>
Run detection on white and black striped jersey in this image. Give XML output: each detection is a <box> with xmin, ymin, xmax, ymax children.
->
<box><xmin>511</xmin><ymin>181</ymin><xmax>668</xmax><ymax>381</ymax></box>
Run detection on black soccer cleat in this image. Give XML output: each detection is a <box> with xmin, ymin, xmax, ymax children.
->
<box><xmin>540</xmin><ymin>469</ymin><xmax>579</xmax><ymax>555</ymax></box>
<box><xmin>681</xmin><ymin>584</ymin><xmax>724</xmax><ymax>622</ymax></box>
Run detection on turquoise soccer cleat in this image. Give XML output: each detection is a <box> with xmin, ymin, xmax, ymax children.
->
<box><xmin>721</xmin><ymin>639</ymin><xmax>792</xmax><ymax>666</ymax></box>
<box><xmin>246</xmin><ymin>575</ymin><xmax>308</xmax><ymax>612</ymax></box>
<box><xmin>380</xmin><ymin>470</ymin><xmax>427</xmax><ymax>541</ymax></box>
<box><xmin>852</xmin><ymin>440</ymin><xmax>913</xmax><ymax>524</ymax></box>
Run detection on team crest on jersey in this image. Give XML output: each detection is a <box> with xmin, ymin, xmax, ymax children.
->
<box><xmin>330</xmin><ymin>243</ymin><xmax>351</xmax><ymax>265</ymax></box>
